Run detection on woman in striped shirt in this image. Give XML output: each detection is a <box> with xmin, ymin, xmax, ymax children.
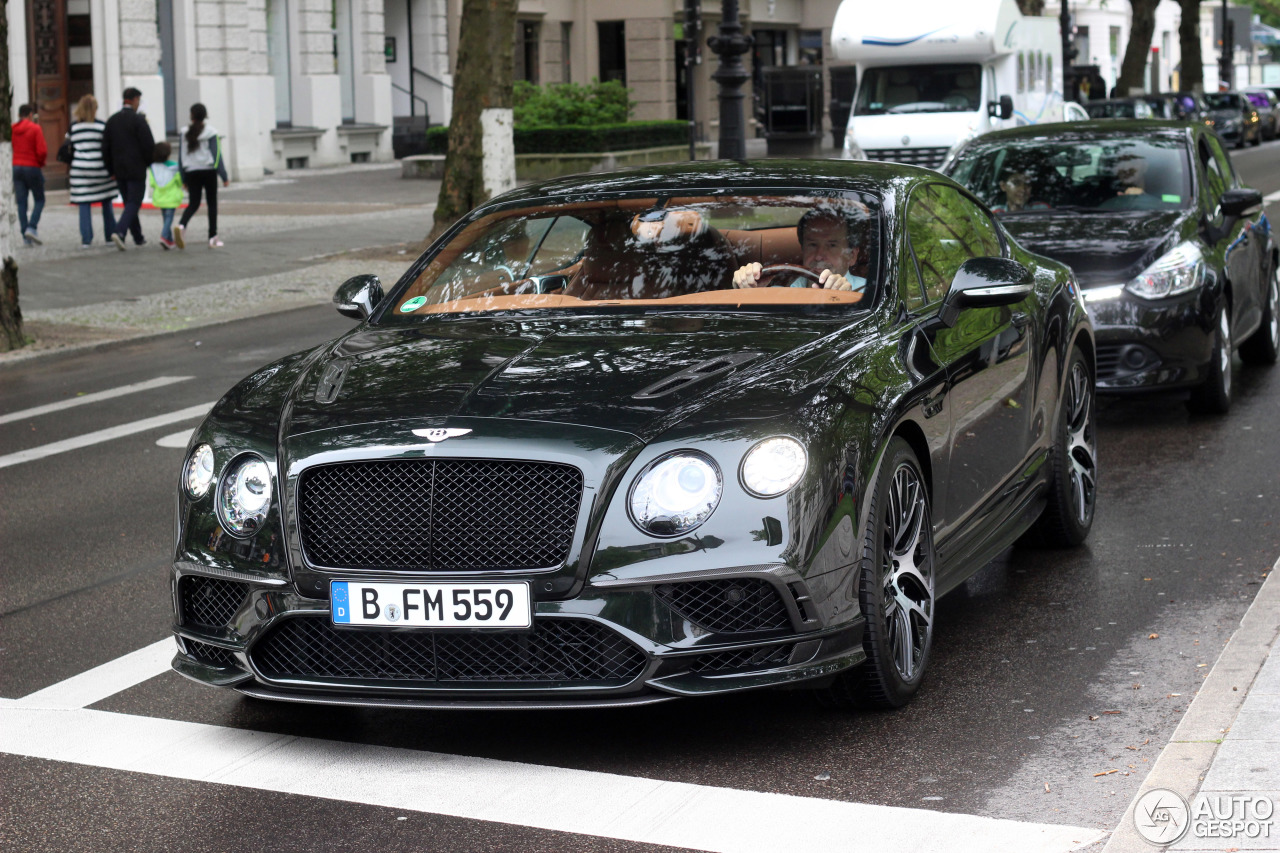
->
<box><xmin>68</xmin><ymin>95</ymin><xmax>119</xmax><ymax>248</ymax></box>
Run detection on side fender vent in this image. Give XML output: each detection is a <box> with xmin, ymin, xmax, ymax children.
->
<box><xmin>315</xmin><ymin>360</ymin><xmax>348</xmax><ymax>404</ymax></box>
<box><xmin>632</xmin><ymin>352</ymin><xmax>762</xmax><ymax>400</ymax></box>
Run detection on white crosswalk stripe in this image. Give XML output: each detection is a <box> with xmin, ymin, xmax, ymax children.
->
<box><xmin>0</xmin><ymin>402</ymin><xmax>214</xmax><ymax>469</ymax></box>
<box><xmin>0</xmin><ymin>376</ymin><xmax>194</xmax><ymax>425</ymax></box>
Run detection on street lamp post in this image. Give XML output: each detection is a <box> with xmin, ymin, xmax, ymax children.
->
<box><xmin>1219</xmin><ymin>0</ymin><xmax>1232</xmax><ymax>90</ymax></box>
<box><xmin>707</xmin><ymin>0</ymin><xmax>753</xmax><ymax>161</ymax></box>
<box><xmin>1060</xmin><ymin>0</ymin><xmax>1076</xmax><ymax>102</ymax></box>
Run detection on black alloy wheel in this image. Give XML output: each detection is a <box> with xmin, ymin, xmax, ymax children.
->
<box><xmin>1240</xmin><ymin>262</ymin><xmax>1279</xmax><ymax>366</ymax></box>
<box><xmin>818</xmin><ymin>437</ymin><xmax>935</xmax><ymax>709</ymax></box>
<box><xmin>1023</xmin><ymin>350</ymin><xmax>1097</xmax><ymax>547</ymax></box>
<box><xmin>1188</xmin><ymin>302</ymin><xmax>1233</xmax><ymax>414</ymax></box>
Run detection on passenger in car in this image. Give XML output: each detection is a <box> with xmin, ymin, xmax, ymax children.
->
<box><xmin>991</xmin><ymin>167</ymin><xmax>1052</xmax><ymax>212</ymax></box>
<box><xmin>730</xmin><ymin>208</ymin><xmax>864</xmax><ymax>291</ymax></box>
<box><xmin>1099</xmin><ymin>155</ymin><xmax>1165</xmax><ymax>210</ymax></box>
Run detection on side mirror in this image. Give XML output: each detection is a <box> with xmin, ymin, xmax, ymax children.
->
<box><xmin>987</xmin><ymin>95</ymin><xmax>1014</xmax><ymax>120</ymax></box>
<box><xmin>1220</xmin><ymin>188</ymin><xmax>1263</xmax><ymax>219</ymax></box>
<box><xmin>939</xmin><ymin>257</ymin><xmax>1033</xmax><ymax>326</ymax></box>
<box><xmin>333</xmin><ymin>274</ymin><xmax>384</xmax><ymax>320</ymax></box>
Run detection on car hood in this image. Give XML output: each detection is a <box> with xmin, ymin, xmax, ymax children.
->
<box><xmin>277</xmin><ymin>315</ymin><xmax>844</xmax><ymax>442</ymax></box>
<box><xmin>999</xmin><ymin>210</ymin><xmax>1189</xmax><ymax>287</ymax></box>
<box><xmin>1207</xmin><ymin>108</ymin><xmax>1243</xmax><ymax>122</ymax></box>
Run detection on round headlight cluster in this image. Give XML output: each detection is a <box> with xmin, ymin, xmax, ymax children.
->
<box><xmin>741</xmin><ymin>437</ymin><xmax>807</xmax><ymax>497</ymax></box>
<box><xmin>629</xmin><ymin>452</ymin><xmax>722</xmax><ymax>537</ymax></box>
<box><xmin>183</xmin><ymin>444</ymin><xmax>216</xmax><ymax>498</ymax></box>
<box><xmin>217</xmin><ymin>455</ymin><xmax>273</xmax><ymax>537</ymax></box>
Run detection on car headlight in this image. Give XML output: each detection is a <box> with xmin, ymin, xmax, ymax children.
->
<box><xmin>1125</xmin><ymin>242</ymin><xmax>1204</xmax><ymax>300</ymax></box>
<box><xmin>628</xmin><ymin>452</ymin><xmax>722</xmax><ymax>537</ymax></box>
<box><xmin>741</xmin><ymin>437</ymin><xmax>807</xmax><ymax>497</ymax></box>
<box><xmin>183</xmin><ymin>444</ymin><xmax>216</xmax><ymax>498</ymax></box>
<box><xmin>217</xmin><ymin>454</ymin><xmax>273</xmax><ymax>537</ymax></box>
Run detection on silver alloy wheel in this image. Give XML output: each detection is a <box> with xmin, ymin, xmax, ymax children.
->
<box><xmin>1267</xmin><ymin>269</ymin><xmax>1279</xmax><ymax>351</ymax></box>
<box><xmin>1065</xmin><ymin>360</ymin><xmax>1098</xmax><ymax>525</ymax></box>
<box><xmin>881</xmin><ymin>463</ymin><xmax>934</xmax><ymax>682</ymax></box>
<box><xmin>1219</xmin><ymin>307</ymin><xmax>1232</xmax><ymax>398</ymax></box>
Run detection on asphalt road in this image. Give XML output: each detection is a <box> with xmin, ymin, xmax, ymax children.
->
<box><xmin>2</xmin><ymin>147</ymin><xmax>1279</xmax><ymax>852</ymax></box>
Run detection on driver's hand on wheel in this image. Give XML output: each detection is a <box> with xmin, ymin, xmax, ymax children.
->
<box><xmin>817</xmin><ymin>269</ymin><xmax>852</xmax><ymax>291</ymax></box>
<box><xmin>732</xmin><ymin>262</ymin><xmax>763</xmax><ymax>289</ymax></box>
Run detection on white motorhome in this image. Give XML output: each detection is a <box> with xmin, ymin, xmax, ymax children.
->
<box><xmin>832</xmin><ymin>0</ymin><xmax>1063</xmax><ymax>169</ymax></box>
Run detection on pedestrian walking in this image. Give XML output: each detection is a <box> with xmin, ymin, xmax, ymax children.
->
<box><xmin>147</xmin><ymin>142</ymin><xmax>183</xmax><ymax>250</ymax></box>
<box><xmin>173</xmin><ymin>103</ymin><xmax>229</xmax><ymax>250</ymax></box>
<box><xmin>101</xmin><ymin>87</ymin><xmax>156</xmax><ymax>250</ymax></box>
<box><xmin>12</xmin><ymin>103</ymin><xmax>48</xmax><ymax>246</ymax></box>
<box><xmin>67</xmin><ymin>95</ymin><xmax>119</xmax><ymax>248</ymax></box>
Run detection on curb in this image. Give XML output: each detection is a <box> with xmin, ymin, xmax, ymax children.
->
<box><xmin>1101</xmin><ymin>555</ymin><xmax>1280</xmax><ymax>852</ymax></box>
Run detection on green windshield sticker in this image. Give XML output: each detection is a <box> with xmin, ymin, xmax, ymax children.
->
<box><xmin>400</xmin><ymin>296</ymin><xmax>427</xmax><ymax>313</ymax></box>
<box><xmin>1161</xmin><ymin>194</ymin><xmax>1181</xmax><ymax>203</ymax></box>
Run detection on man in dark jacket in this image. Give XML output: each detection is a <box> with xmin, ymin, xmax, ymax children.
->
<box><xmin>101</xmin><ymin>87</ymin><xmax>156</xmax><ymax>249</ymax></box>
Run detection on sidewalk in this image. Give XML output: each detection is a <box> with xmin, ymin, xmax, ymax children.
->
<box><xmin>1103</xmin><ymin>557</ymin><xmax>1280</xmax><ymax>851</ymax></box>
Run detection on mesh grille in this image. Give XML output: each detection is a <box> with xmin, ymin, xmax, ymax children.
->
<box><xmin>865</xmin><ymin>147</ymin><xmax>949</xmax><ymax>168</ymax></box>
<box><xmin>655</xmin><ymin>579</ymin><xmax>791</xmax><ymax>633</ymax></box>
<box><xmin>298</xmin><ymin>459</ymin><xmax>583</xmax><ymax>571</ymax></box>
<box><xmin>179</xmin><ymin>576</ymin><xmax>251</xmax><ymax>629</ymax></box>
<box><xmin>1097</xmin><ymin>342</ymin><xmax>1122</xmax><ymax>380</ymax></box>
<box><xmin>251</xmin><ymin>617</ymin><xmax>647</xmax><ymax>685</ymax></box>
<box><xmin>185</xmin><ymin>639</ymin><xmax>241</xmax><ymax>669</ymax></box>
<box><xmin>690</xmin><ymin>644</ymin><xmax>794</xmax><ymax>673</ymax></box>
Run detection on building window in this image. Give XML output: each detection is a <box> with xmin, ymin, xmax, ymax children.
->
<box><xmin>598</xmin><ymin>21</ymin><xmax>625</xmax><ymax>84</ymax></box>
<box><xmin>1017</xmin><ymin>52</ymin><xmax>1025</xmax><ymax>93</ymax></box>
<box><xmin>267</xmin><ymin>0</ymin><xmax>292</xmax><ymax>127</ymax></box>
<box><xmin>1109</xmin><ymin>26</ymin><xmax>1120</xmax><ymax>60</ymax></box>
<box><xmin>1074</xmin><ymin>25</ymin><xmax>1089</xmax><ymax>66</ymax></box>
<box><xmin>515</xmin><ymin>20</ymin><xmax>540</xmax><ymax>84</ymax></box>
<box><xmin>561</xmin><ymin>22</ymin><xmax>572</xmax><ymax>83</ymax></box>
<box><xmin>334</xmin><ymin>0</ymin><xmax>356</xmax><ymax>123</ymax></box>
<box><xmin>798</xmin><ymin>30</ymin><xmax>823</xmax><ymax>66</ymax></box>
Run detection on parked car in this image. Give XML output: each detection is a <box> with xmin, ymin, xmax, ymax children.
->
<box><xmin>945</xmin><ymin>120</ymin><xmax>1278</xmax><ymax>413</ymax></box>
<box><xmin>1084</xmin><ymin>98</ymin><xmax>1155</xmax><ymax>119</ymax></box>
<box><xmin>171</xmin><ymin>161</ymin><xmax>1096</xmax><ymax>711</ymax></box>
<box><xmin>1242</xmin><ymin>88</ymin><xmax>1280</xmax><ymax>140</ymax></box>
<box><xmin>1202</xmin><ymin>92</ymin><xmax>1263</xmax><ymax>147</ymax></box>
<box><xmin>1140</xmin><ymin>93</ymin><xmax>1205</xmax><ymax>122</ymax></box>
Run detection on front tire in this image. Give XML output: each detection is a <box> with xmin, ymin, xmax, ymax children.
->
<box><xmin>1023</xmin><ymin>350</ymin><xmax>1097</xmax><ymax>547</ymax></box>
<box><xmin>1188</xmin><ymin>303</ymin><xmax>1233</xmax><ymax>414</ymax></box>
<box><xmin>817</xmin><ymin>438</ymin><xmax>935</xmax><ymax>710</ymax></box>
<box><xmin>1240</xmin><ymin>262</ymin><xmax>1279</xmax><ymax>366</ymax></box>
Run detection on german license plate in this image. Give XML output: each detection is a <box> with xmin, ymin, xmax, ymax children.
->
<box><xmin>330</xmin><ymin>581</ymin><xmax>532</xmax><ymax>628</ymax></box>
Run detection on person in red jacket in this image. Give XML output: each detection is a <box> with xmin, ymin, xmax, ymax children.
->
<box><xmin>12</xmin><ymin>103</ymin><xmax>49</xmax><ymax>245</ymax></box>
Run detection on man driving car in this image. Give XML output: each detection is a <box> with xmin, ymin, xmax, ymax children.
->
<box><xmin>731</xmin><ymin>208</ymin><xmax>865</xmax><ymax>292</ymax></box>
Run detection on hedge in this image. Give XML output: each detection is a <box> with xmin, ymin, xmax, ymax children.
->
<box><xmin>423</xmin><ymin>121</ymin><xmax>690</xmax><ymax>156</ymax></box>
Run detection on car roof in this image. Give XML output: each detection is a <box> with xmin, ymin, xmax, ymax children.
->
<box><xmin>485</xmin><ymin>159</ymin><xmax>944</xmax><ymax>209</ymax></box>
<box><xmin>962</xmin><ymin>119</ymin><xmax>1196</xmax><ymax>144</ymax></box>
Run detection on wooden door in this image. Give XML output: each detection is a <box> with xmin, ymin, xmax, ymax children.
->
<box><xmin>27</xmin><ymin>0</ymin><xmax>69</xmax><ymax>179</ymax></box>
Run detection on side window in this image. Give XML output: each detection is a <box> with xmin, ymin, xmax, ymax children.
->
<box><xmin>905</xmin><ymin>184</ymin><xmax>1001</xmax><ymax>306</ymax></box>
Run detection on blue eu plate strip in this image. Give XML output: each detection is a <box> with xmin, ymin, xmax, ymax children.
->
<box><xmin>331</xmin><ymin>582</ymin><xmax>351</xmax><ymax>623</ymax></box>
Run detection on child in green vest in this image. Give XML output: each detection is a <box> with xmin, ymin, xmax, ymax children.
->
<box><xmin>148</xmin><ymin>141</ymin><xmax>184</xmax><ymax>250</ymax></box>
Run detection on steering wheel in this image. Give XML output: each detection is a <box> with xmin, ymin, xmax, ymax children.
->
<box><xmin>757</xmin><ymin>264</ymin><xmax>822</xmax><ymax>287</ymax></box>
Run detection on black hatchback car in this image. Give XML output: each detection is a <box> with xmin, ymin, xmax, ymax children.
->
<box><xmin>946</xmin><ymin>120</ymin><xmax>1277</xmax><ymax>413</ymax></box>
<box><xmin>1202</xmin><ymin>93</ymin><xmax>1263</xmax><ymax>148</ymax></box>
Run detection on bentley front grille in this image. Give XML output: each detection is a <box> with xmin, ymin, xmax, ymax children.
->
<box><xmin>184</xmin><ymin>639</ymin><xmax>241</xmax><ymax>669</ymax></box>
<box><xmin>179</xmin><ymin>575</ymin><xmax>251</xmax><ymax>630</ymax></box>
<box><xmin>655</xmin><ymin>579</ymin><xmax>791</xmax><ymax>634</ymax></box>
<box><xmin>251</xmin><ymin>617</ymin><xmax>647</xmax><ymax>686</ymax></box>
<box><xmin>298</xmin><ymin>459</ymin><xmax>583</xmax><ymax>571</ymax></box>
<box><xmin>689</xmin><ymin>644</ymin><xmax>794</xmax><ymax>673</ymax></box>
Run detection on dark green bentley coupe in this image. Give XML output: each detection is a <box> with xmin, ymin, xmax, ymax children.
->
<box><xmin>172</xmin><ymin>161</ymin><xmax>1096</xmax><ymax>710</ymax></box>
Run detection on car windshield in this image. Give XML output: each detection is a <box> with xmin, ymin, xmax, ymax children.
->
<box><xmin>385</xmin><ymin>193</ymin><xmax>880</xmax><ymax>318</ymax></box>
<box><xmin>949</xmin><ymin>137</ymin><xmax>1193</xmax><ymax>213</ymax></box>
<box><xmin>1204</xmin><ymin>93</ymin><xmax>1242</xmax><ymax>110</ymax></box>
<box><xmin>1085</xmin><ymin>101</ymin><xmax>1137</xmax><ymax>118</ymax></box>
<box><xmin>853</xmin><ymin>64</ymin><xmax>981</xmax><ymax>115</ymax></box>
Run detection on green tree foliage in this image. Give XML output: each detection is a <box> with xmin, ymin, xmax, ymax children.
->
<box><xmin>512</xmin><ymin>79</ymin><xmax>635</xmax><ymax>128</ymax></box>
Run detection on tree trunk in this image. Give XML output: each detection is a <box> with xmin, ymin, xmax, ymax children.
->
<box><xmin>0</xmin><ymin>0</ymin><xmax>27</xmax><ymax>352</ymax></box>
<box><xmin>1015</xmin><ymin>0</ymin><xmax>1045</xmax><ymax>15</ymax></box>
<box><xmin>1116</xmin><ymin>0</ymin><xmax>1160</xmax><ymax>96</ymax></box>
<box><xmin>427</xmin><ymin>0</ymin><xmax>517</xmax><ymax>243</ymax></box>
<box><xmin>1178</xmin><ymin>0</ymin><xmax>1204</xmax><ymax>92</ymax></box>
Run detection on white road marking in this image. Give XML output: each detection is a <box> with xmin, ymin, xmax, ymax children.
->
<box><xmin>2</xmin><ymin>644</ymin><xmax>1105</xmax><ymax>852</ymax></box>
<box><xmin>0</xmin><ymin>702</ymin><xmax>1104</xmax><ymax>853</ymax></box>
<box><xmin>156</xmin><ymin>429</ymin><xmax>194</xmax><ymax>448</ymax></box>
<box><xmin>0</xmin><ymin>402</ymin><xmax>214</xmax><ymax>469</ymax></box>
<box><xmin>1264</xmin><ymin>189</ymin><xmax>1280</xmax><ymax>205</ymax></box>
<box><xmin>0</xmin><ymin>376</ymin><xmax>194</xmax><ymax>425</ymax></box>
<box><xmin>17</xmin><ymin>639</ymin><xmax>176</xmax><ymax>710</ymax></box>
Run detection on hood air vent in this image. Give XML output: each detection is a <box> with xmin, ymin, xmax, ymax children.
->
<box><xmin>314</xmin><ymin>361</ymin><xmax>348</xmax><ymax>404</ymax></box>
<box><xmin>632</xmin><ymin>352</ymin><xmax>762</xmax><ymax>400</ymax></box>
